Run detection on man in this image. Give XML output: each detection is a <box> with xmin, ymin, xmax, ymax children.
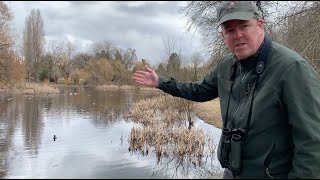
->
<box><xmin>132</xmin><ymin>1</ymin><xmax>320</xmax><ymax>179</ymax></box>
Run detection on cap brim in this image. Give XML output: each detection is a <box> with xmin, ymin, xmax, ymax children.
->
<box><xmin>217</xmin><ymin>12</ymin><xmax>255</xmax><ymax>27</ymax></box>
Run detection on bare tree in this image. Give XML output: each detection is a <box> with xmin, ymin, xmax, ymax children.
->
<box><xmin>160</xmin><ymin>34</ymin><xmax>184</xmax><ymax>79</ymax></box>
<box><xmin>180</xmin><ymin>1</ymin><xmax>285</xmax><ymax>63</ymax></box>
<box><xmin>71</xmin><ymin>52</ymin><xmax>92</xmax><ymax>70</ymax></box>
<box><xmin>268</xmin><ymin>1</ymin><xmax>320</xmax><ymax>71</ymax></box>
<box><xmin>59</xmin><ymin>41</ymin><xmax>74</xmax><ymax>84</ymax></box>
<box><xmin>0</xmin><ymin>1</ymin><xmax>13</xmax><ymax>50</ymax></box>
<box><xmin>161</xmin><ymin>34</ymin><xmax>182</xmax><ymax>62</ymax></box>
<box><xmin>91</xmin><ymin>40</ymin><xmax>115</xmax><ymax>60</ymax></box>
<box><xmin>180</xmin><ymin>1</ymin><xmax>223</xmax><ymax>57</ymax></box>
<box><xmin>288</xmin><ymin>2</ymin><xmax>319</xmax><ymax>70</ymax></box>
<box><xmin>47</xmin><ymin>40</ymin><xmax>64</xmax><ymax>83</ymax></box>
<box><xmin>166</xmin><ymin>52</ymin><xmax>182</xmax><ymax>79</ymax></box>
<box><xmin>23</xmin><ymin>8</ymin><xmax>45</xmax><ymax>82</ymax></box>
<box><xmin>121</xmin><ymin>48</ymin><xmax>137</xmax><ymax>71</ymax></box>
<box><xmin>114</xmin><ymin>48</ymin><xmax>123</xmax><ymax>62</ymax></box>
<box><xmin>189</xmin><ymin>52</ymin><xmax>204</xmax><ymax>82</ymax></box>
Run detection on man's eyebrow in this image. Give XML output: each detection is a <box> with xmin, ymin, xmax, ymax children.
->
<box><xmin>224</xmin><ymin>21</ymin><xmax>250</xmax><ymax>28</ymax></box>
<box><xmin>223</xmin><ymin>24</ymin><xmax>232</xmax><ymax>29</ymax></box>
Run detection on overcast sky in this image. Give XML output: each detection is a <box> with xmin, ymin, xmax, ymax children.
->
<box><xmin>5</xmin><ymin>1</ymin><xmax>205</xmax><ymax>66</ymax></box>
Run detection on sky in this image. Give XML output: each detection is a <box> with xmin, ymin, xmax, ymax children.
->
<box><xmin>5</xmin><ymin>1</ymin><xmax>205</xmax><ymax>66</ymax></box>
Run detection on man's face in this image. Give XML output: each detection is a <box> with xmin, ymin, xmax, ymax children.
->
<box><xmin>221</xmin><ymin>18</ymin><xmax>264</xmax><ymax>60</ymax></box>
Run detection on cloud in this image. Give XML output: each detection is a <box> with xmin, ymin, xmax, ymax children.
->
<box><xmin>5</xmin><ymin>1</ymin><xmax>204</xmax><ymax>66</ymax></box>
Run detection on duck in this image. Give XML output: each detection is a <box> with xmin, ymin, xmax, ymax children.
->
<box><xmin>53</xmin><ymin>135</ymin><xmax>57</xmax><ymax>141</ymax></box>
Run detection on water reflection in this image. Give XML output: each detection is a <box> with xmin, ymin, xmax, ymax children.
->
<box><xmin>128</xmin><ymin>117</ymin><xmax>223</xmax><ymax>179</ymax></box>
<box><xmin>23</xmin><ymin>96</ymin><xmax>44</xmax><ymax>157</ymax></box>
<box><xmin>0</xmin><ymin>86</ymin><xmax>222</xmax><ymax>179</ymax></box>
<box><xmin>0</xmin><ymin>93</ymin><xmax>20</xmax><ymax>177</ymax></box>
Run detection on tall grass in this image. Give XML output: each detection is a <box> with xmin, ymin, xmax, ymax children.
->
<box><xmin>193</xmin><ymin>99</ymin><xmax>222</xmax><ymax>129</ymax></box>
<box><xmin>12</xmin><ymin>83</ymin><xmax>60</xmax><ymax>94</ymax></box>
<box><xmin>125</xmin><ymin>94</ymin><xmax>216</xmax><ymax>170</ymax></box>
<box><xmin>96</xmin><ymin>84</ymin><xmax>162</xmax><ymax>92</ymax></box>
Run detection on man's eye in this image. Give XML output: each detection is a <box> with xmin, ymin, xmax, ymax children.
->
<box><xmin>226</xmin><ymin>29</ymin><xmax>233</xmax><ymax>33</ymax></box>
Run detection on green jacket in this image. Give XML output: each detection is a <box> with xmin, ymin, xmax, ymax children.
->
<box><xmin>158</xmin><ymin>38</ymin><xmax>320</xmax><ymax>178</ymax></box>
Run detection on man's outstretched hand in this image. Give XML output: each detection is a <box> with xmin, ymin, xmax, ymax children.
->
<box><xmin>132</xmin><ymin>65</ymin><xmax>159</xmax><ymax>88</ymax></box>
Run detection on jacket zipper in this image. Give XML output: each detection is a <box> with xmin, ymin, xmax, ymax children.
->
<box><xmin>231</xmin><ymin>63</ymin><xmax>243</xmax><ymax>127</ymax></box>
<box><xmin>237</xmin><ymin>71</ymin><xmax>250</xmax><ymax>121</ymax></box>
<box><xmin>232</xmin><ymin>63</ymin><xmax>252</xmax><ymax>128</ymax></box>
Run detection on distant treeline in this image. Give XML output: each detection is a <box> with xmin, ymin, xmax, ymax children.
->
<box><xmin>1</xmin><ymin>1</ymin><xmax>319</xmax><ymax>88</ymax></box>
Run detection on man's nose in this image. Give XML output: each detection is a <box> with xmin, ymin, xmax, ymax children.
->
<box><xmin>233</xmin><ymin>29</ymin><xmax>243</xmax><ymax>40</ymax></box>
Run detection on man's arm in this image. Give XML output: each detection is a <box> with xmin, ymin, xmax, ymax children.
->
<box><xmin>158</xmin><ymin>65</ymin><xmax>219</xmax><ymax>102</ymax></box>
<box><xmin>281</xmin><ymin>60</ymin><xmax>320</xmax><ymax>178</ymax></box>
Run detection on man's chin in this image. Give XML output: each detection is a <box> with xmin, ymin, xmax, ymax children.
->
<box><xmin>235</xmin><ymin>53</ymin><xmax>250</xmax><ymax>60</ymax></box>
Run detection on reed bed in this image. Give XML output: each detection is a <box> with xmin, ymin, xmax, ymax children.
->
<box><xmin>129</xmin><ymin>124</ymin><xmax>205</xmax><ymax>164</ymax></box>
<box><xmin>126</xmin><ymin>94</ymin><xmax>216</xmax><ymax>168</ymax></box>
<box><xmin>124</xmin><ymin>95</ymin><xmax>187</xmax><ymax>127</ymax></box>
<box><xmin>172</xmin><ymin>128</ymin><xmax>205</xmax><ymax>162</ymax></box>
<box><xmin>96</xmin><ymin>84</ymin><xmax>162</xmax><ymax>92</ymax></box>
<box><xmin>129</xmin><ymin>124</ymin><xmax>170</xmax><ymax>156</ymax></box>
<box><xmin>97</xmin><ymin>85</ymin><xmax>135</xmax><ymax>90</ymax></box>
<box><xmin>12</xmin><ymin>83</ymin><xmax>60</xmax><ymax>94</ymax></box>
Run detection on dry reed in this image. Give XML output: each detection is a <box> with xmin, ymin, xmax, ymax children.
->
<box><xmin>124</xmin><ymin>95</ymin><xmax>187</xmax><ymax>127</ymax></box>
<box><xmin>12</xmin><ymin>83</ymin><xmax>60</xmax><ymax>94</ymax></box>
<box><xmin>96</xmin><ymin>84</ymin><xmax>162</xmax><ymax>92</ymax></box>
<box><xmin>129</xmin><ymin>124</ymin><xmax>205</xmax><ymax>164</ymax></box>
<box><xmin>127</xmin><ymin>94</ymin><xmax>212</xmax><ymax>167</ymax></box>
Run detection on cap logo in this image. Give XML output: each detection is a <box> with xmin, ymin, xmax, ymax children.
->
<box><xmin>228</xmin><ymin>1</ymin><xmax>238</xmax><ymax>9</ymax></box>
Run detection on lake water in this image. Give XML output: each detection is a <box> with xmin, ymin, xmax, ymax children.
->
<box><xmin>0</xmin><ymin>86</ymin><xmax>223</xmax><ymax>179</ymax></box>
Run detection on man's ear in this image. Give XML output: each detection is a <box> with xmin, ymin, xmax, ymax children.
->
<box><xmin>217</xmin><ymin>25</ymin><xmax>224</xmax><ymax>38</ymax></box>
<box><xmin>257</xmin><ymin>19</ymin><xmax>264</xmax><ymax>29</ymax></box>
<box><xmin>257</xmin><ymin>19</ymin><xmax>264</xmax><ymax>36</ymax></box>
<box><xmin>220</xmin><ymin>31</ymin><xmax>227</xmax><ymax>44</ymax></box>
<box><xmin>220</xmin><ymin>31</ymin><xmax>224</xmax><ymax>38</ymax></box>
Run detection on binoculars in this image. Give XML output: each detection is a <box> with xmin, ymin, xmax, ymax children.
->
<box><xmin>218</xmin><ymin>128</ymin><xmax>246</xmax><ymax>175</ymax></box>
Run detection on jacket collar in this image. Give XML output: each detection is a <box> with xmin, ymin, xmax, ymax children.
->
<box><xmin>232</xmin><ymin>37</ymin><xmax>265</xmax><ymax>70</ymax></box>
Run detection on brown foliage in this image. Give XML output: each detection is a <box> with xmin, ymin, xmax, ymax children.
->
<box><xmin>0</xmin><ymin>49</ymin><xmax>25</xmax><ymax>86</ymax></box>
<box><xmin>0</xmin><ymin>2</ymin><xmax>25</xmax><ymax>87</ymax></box>
<box><xmin>85</xmin><ymin>58</ymin><xmax>114</xmax><ymax>84</ymax></box>
<box><xmin>0</xmin><ymin>1</ymin><xmax>13</xmax><ymax>49</ymax></box>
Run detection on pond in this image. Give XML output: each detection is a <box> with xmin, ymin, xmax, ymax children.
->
<box><xmin>0</xmin><ymin>86</ymin><xmax>222</xmax><ymax>179</ymax></box>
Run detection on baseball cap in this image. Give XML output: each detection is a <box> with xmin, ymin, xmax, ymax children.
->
<box><xmin>216</xmin><ymin>1</ymin><xmax>261</xmax><ymax>27</ymax></box>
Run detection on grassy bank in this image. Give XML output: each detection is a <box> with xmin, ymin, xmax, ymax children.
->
<box><xmin>193</xmin><ymin>99</ymin><xmax>222</xmax><ymax>129</ymax></box>
<box><xmin>0</xmin><ymin>82</ymin><xmax>60</xmax><ymax>95</ymax></box>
